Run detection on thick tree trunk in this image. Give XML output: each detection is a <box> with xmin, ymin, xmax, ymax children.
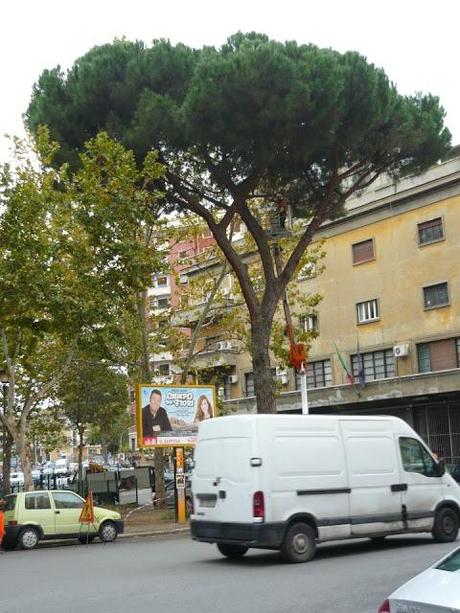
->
<box><xmin>16</xmin><ymin>434</ymin><xmax>33</xmax><ymax>491</ymax></box>
<box><xmin>251</xmin><ymin>317</ymin><xmax>277</xmax><ymax>414</ymax></box>
<box><xmin>2</xmin><ymin>430</ymin><xmax>12</xmax><ymax>494</ymax></box>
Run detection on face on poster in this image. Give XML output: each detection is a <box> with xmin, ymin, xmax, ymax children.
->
<box><xmin>137</xmin><ymin>384</ymin><xmax>216</xmax><ymax>447</ymax></box>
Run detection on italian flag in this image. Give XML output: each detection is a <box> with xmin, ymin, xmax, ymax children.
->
<box><xmin>335</xmin><ymin>344</ymin><xmax>355</xmax><ymax>385</ymax></box>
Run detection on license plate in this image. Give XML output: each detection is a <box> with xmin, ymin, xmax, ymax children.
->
<box><xmin>198</xmin><ymin>495</ymin><xmax>217</xmax><ymax>508</ymax></box>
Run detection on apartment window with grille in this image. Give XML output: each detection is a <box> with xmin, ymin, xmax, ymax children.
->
<box><xmin>158</xmin><ymin>363</ymin><xmax>170</xmax><ymax>377</ymax></box>
<box><xmin>352</xmin><ymin>239</ymin><xmax>375</xmax><ymax>265</ymax></box>
<box><xmin>295</xmin><ymin>359</ymin><xmax>332</xmax><ymax>389</ymax></box>
<box><xmin>156</xmin><ymin>276</ymin><xmax>168</xmax><ymax>287</ymax></box>
<box><xmin>300</xmin><ymin>314</ymin><xmax>318</xmax><ymax>333</ymax></box>
<box><xmin>418</xmin><ymin>338</ymin><xmax>460</xmax><ymax>373</ymax></box>
<box><xmin>351</xmin><ymin>349</ymin><xmax>395</xmax><ymax>381</ymax></box>
<box><xmin>156</xmin><ymin>297</ymin><xmax>170</xmax><ymax>309</ymax></box>
<box><xmin>423</xmin><ymin>282</ymin><xmax>449</xmax><ymax>309</ymax></box>
<box><xmin>418</xmin><ymin>217</ymin><xmax>444</xmax><ymax>246</ymax></box>
<box><xmin>245</xmin><ymin>372</ymin><xmax>255</xmax><ymax>397</ymax></box>
<box><xmin>356</xmin><ymin>299</ymin><xmax>379</xmax><ymax>324</ymax></box>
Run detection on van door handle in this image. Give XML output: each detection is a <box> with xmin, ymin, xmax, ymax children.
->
<box><xmin>55</xmin><ymin>510</ymin><xmax>61</xmax><ymax>514</ymax></box>
<box><xmin>391</xmin><ymin>483</ymin><xmax>408</xmax><ymax>492</ymax></box>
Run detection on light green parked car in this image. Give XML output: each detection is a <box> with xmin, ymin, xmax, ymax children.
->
<box><xmin>2</xmin><ymin>490</ymin><xmax>124</xmax><ymax>550</ymax></box>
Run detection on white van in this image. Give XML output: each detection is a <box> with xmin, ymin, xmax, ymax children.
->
<box><xmin>191</xmin><ymin>414</ymin><xmax>460</xmax><ymax>563</ymax></box>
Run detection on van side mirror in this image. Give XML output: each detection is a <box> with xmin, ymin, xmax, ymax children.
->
<box><xmin>436</xmin><ymin>458</ymin><xmax>445</xmax><ymax>477</ymax></box>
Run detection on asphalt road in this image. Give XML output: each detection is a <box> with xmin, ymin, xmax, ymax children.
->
<box><xmin>0</xmin><ymin>533</ymin><xmax>456</xmax><ymax>613</ymax></box>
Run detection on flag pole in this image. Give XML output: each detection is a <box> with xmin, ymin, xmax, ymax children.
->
<box><xmin>300</xmin><ymin>361</ymin><xmax>309</xmax><ymax>415</ymax></box>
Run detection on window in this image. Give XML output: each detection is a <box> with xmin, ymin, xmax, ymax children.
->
<box><xmin>158</xmin><ymin>363</ymin><xmax>170</xmax><ymax>377</ymax></box>
<box><xmin>52</xmin><ymin>492</ymin><xmax>83</xmax><ymax>509</ymax></box>
<box><xmin>399</xmin><ymin>437</ymin><xmax>438</xmax><ymax>477</ymax></box>
<box><xmin>156</xmin><ymin>276</ymin><xmax>168</xmax><ymax>287</ymax></box>
<box><xmin>352</xmin><ymin>238</ymin><xmax>375</xmax><ymax>264</ymax></box>
<box><xmin>418</xmin><ymin>338</ymin><xmax>460</xmax><ymax>373</ymax></box>
<box><xmin>245</xmin><ymin>373</ymin><xmax>255</xmax><ymax>397</ymax></box>
<box><xmin>300</xmin><ymin>315</ymin><xmax>318</xmax><ymax>333</ymax></box>
<box><xmin>356</xmin><ymin>299</ymin><xmax>379</xmax><ymax>324</ymax></box>
<box><xmin>4</xmin><ymin>495</ymin><xmax>17</xmax><ymax>511</ymax></box>
<box><xmin>221</xmin><ymin>376</ymin><xmax>232</xmax><ymax>400</ymax></box>
<box><xmin>418</xmin><ymin>217</ymin><xmax>444</xmax><ymax>245</ymax></box>
<box><xmin>295</xmin><ymin>360</ymin><xmax>332</xmax><ymax>389</ymax></box>
<box><xmin>25</xmin><ymin>492</ymin><xmax>51</xmax><ymax>510</ymax></box>
<box><xmin>423</xmin><ymin>282</ymin><xmax>449</xmax><ymax>309</ymax></box>
<box><xmin>155</xmin><ymin>297</ymin><xmax>170</xmax><ymax>309</ymax></box>
<box><xmin>351</xmin><ymin>349</ymin><xmax>395</xmax><ymax>381</ymax></box>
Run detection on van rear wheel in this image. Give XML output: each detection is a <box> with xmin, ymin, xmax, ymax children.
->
<box><xmin>281</xmin><ymin>522</ymin><xmax>316</xmax><ymax>563</ymax></box>
<box><xmin>432</xmin><ymin>508</ymin><xmax>459</xmax><ymax>542</ymax></box>
<box><xmin>217</xmin><ymin>543</ymin><xmax>248</xmax><ymax>559</ymax></box>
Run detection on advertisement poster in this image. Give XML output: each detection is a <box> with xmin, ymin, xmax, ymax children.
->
<box><xmin>136</xmin><ymin>384</ymin><xmax>216</xmax><ymax>447</ymax></box>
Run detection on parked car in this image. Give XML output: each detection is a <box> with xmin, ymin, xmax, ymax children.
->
<box><xmin>10</xmin><ymin>472</ymin><xmax>25</xmax><ymax>487</ymax></box>
<box><xmin>31</xmin><ymin>469</ymin><xmax>42</xmax><ymax>486</ymax></box>
<box><xmin>378</xmin><ymin>545</ymin><xmax>460</xmax><ymax>611</ymax></box>
<box><xmin>1</xmin><ymin>490</ymin><xmax>124</xmax><ymax>551</ymax></box>
<box><xmin>447</xmin><ymin>463</ymin><xmax>460</xmax><ymax>483</ymax></box>
<box><xmin>162</xmin><ymin>479</ymin><xmax>192</xmax><ymax>513</ymax></box>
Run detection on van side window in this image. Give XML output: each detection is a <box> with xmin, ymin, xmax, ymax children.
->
<box><xmin>399</xmin><ymin>437</ymin><xmax>437</xmax><ymax>477</ymax></box>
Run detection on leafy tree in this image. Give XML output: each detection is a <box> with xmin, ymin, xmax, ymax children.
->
<box><xmin>27</xmin><ymin>34</ymin><xmax>451</xmax><ymax>412</ymax></box>
<box><xmin>57</xmin><ymin>358</ymin><xmax>128</xmax><ymax>483</ymax></box>
<box><xmin>0</xmin><ymin>130</ymin><xmax>165</xmax><ymax>489</ymax></box>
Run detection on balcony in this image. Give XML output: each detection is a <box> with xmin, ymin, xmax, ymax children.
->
<box><xmin>182</xmin><ymin>340</ymin><xmax>239</xmax><ymax>369</ymax></box>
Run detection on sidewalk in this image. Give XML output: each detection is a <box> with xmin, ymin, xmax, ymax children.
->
<box><xmin>120</xmin><ymin>506</ymin><xmax>190</xmax><ymax>539</ymax></box>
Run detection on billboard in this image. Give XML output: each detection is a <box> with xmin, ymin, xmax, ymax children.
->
<box><xmin>136</xmin><ymin>384</ymin><xmax>216</xmax><ymax>447</ymax></box>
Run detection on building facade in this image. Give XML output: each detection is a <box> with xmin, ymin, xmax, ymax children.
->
<box><xmin>219</xmin><ymin>149</ymin><xmax>460</xmax><ymax>461</ymax></box>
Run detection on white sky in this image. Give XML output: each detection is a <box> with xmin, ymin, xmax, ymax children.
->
<box><xmin>2</xmin><ymin>0</ymin><xmax>459</xmax><ymax>163</ymax></box>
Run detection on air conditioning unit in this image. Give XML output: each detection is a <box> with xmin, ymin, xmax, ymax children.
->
<box><xmin>393</xmin><ymin>343</ymin><xmax>409</xmax><ymax>358</ymax></box>
<box><xmin>276</xmin><ymin>367</ymin><xmax>288</xmax><ymax>377</ymax></box>
<box><xmin>229</xmin><ymin>374</ymin><xmax>238</xmax><ymax>384</ymax></box>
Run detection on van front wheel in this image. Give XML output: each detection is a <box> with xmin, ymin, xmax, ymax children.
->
<box><xmin>432</xmin><ymin>508</ymin><xmax>459</xmax><ymax>542</ymax></box>
<box><xmin>217</xmin><ymin>543</ymin><xmax>248</xmax><ymax>559</ymax></box>
<box><xmin>281</xmin><ymin>522</ymin><xmax>316</xmax><ymax>563</ymax></box>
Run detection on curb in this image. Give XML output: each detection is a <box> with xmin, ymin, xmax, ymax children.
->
<box><xmin>120</xmin><ymin>527</ymin><xmax>190</xmax><ymax>539</ymax></box>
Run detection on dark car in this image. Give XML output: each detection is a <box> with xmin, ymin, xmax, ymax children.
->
<box><xmin>447</xmin><ymin>463</ymin><xmax>460</xmax><ymax>483</ymax></box>
<box><xmin>157</xmin><ymin>480</ymin><xmax>192</xmax><ymax>513</ymax></box>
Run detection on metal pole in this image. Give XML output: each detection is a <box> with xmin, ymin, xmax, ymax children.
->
<box><xmin>300</xmin><ymin>370</ymin><xmax>309</xmax><ymax>415</ymax></box>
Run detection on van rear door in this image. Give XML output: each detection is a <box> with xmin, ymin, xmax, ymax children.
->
<box><xmin>192</xmin><ymin>435</ymin><xmax>254</xmax><ymax>523</ymax></box>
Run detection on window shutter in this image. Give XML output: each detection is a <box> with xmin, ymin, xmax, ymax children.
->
<box><xmin>352</xmin><ymin>239</ymin><xmax>374</xmax><ymax>264</ymax></box>
<box><xmin>430</xmin><ymin>339</ymin><xmax>457</xmax><ymax>371</ymax></box>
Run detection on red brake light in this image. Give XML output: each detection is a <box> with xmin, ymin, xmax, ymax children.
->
<box><xmin>378</xmin><ymin>599</ymin><xmax>390</xmax><ymax>613</ymax></box>
<box><xmin>8</xmin><ymin>520</ymin><xmax>18</xmax><ymax>526</ymax></box>
<box><xmin>253</xmin><ymin>491</ymin><xmax>264</xmax><ymax>519</ymax></box>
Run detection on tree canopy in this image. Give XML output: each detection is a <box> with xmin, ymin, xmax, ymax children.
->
<box><xmin>26</xmin><ymin>33</ymin><xmax>452</xmax><ymax>412</ymax></box>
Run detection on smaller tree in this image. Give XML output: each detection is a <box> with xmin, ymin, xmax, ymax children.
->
<box><xmin>58</xmin><ymin>359</ymin><xmax>128</xmax><ymax>485</ymax></box>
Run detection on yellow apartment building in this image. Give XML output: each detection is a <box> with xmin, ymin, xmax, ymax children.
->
<box><xmin>176</xmin><ymin>147</ymin><xmax>460</xmax><ymax>461</ymax></box>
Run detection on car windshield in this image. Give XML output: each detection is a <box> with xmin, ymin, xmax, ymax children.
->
<box><xmin>4</xmin><ymin>495</ymin><xmax>17</xmax><ymax>511</ymax></box>
<box><xmin>437</xmin><ymin>550</ymin><xmax>460</xmax><ymax>572</ymax></box>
